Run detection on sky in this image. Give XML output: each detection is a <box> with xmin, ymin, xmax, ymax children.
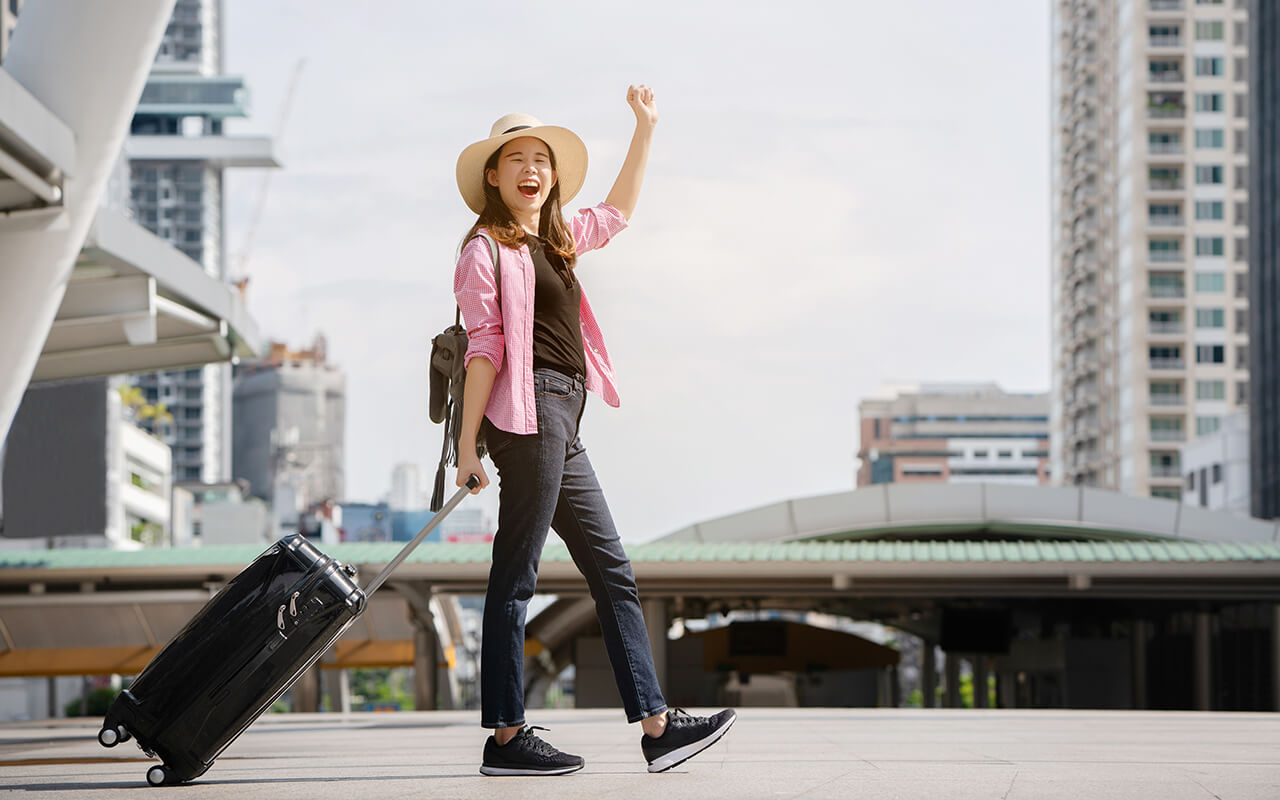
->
<box><xmin>222</xmin><ymin>0</ymin><xmax>1051</xmax><ymax>543</ymax></box>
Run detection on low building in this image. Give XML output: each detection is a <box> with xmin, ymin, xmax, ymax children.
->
<box><xmin>1182</xmin><ymin>410</ymin><xmax>1250</xmax><ymax>513</ymax></box>
<box><xmin>857</xmin><ymin>383</ymin><xmax>1050</xmax><ymax>487</ymax></box>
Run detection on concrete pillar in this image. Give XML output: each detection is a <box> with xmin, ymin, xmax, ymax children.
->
<box><xmin>1194</xmin><ymin>611</ymin><xmax>1212</xmax><ymax>711</ymax></box>
<box><xmin>1271</xmin><ymin>604</ymin><xmax>1280</xmax><ymax>713</ymax></box>
<box><xmin>944</xmin><ymin>652</ymin><xmax>961</xmax><ymax>708</ymax></box>
<box><xmin>413</xmin><ymin>611</ymin><xmax>438</xmax><ymax>711</ymax></box>
<box><xmin>974</xmin><ymin>657</ymin><xmax>989</xmax><ymax>708</ymax></box>
<box><xmin>1132</xmin><ymin>619</ymin><xmax>1148</xmax><ymax>710</ymax></box>
<box><xmin>922</xmin><ymin>641</ymin><xmax>937</xmax><ymax>708</ymax></box>
<box><xmin>326</xmin><ymin>668</ymin><xmax>351</xmax><ymax>714</ymax></box>
<box><xmin>0</xmin><ymin>0</ymin><xmax>176</xmax><ymax>441</ymax></box>
<box><xmin>643</xmin><ymin>597</ymin><xmax>669</xmax><ymax>693</ymax></box>
<box><xmin>294</xmin><ymin>665</ymin><xmax>320</xmax><ymax>712</ymax></box>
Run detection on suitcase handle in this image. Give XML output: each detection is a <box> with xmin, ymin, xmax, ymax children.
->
<box><xmin>363</xmin><ymin>476</ymin><xmax>479</xmax><ymax>598</ymax></box>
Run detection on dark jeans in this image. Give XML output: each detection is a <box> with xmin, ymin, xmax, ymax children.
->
<box><xmin>479</xmin><ymin>368</ymin><xmax>667</xmax><ymax>728</ymax></box>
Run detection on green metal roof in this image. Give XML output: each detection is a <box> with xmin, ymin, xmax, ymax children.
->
<box><xmin>1</xmin><ymin>539</ymin><xmax>1278</xmax><ymax>573</ymax></box>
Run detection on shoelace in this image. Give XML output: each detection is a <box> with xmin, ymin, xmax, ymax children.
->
<box><xmin>665</xmin><ymin>708</ymin><xmax>700</xmax><ymax>730</ymax></box>
<box><xmin>518</xmin><ymin>725</ymin><xmax>560</xmax><ymax>757</ymax></box>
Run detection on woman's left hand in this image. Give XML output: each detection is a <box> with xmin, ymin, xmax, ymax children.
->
<box><xmin>627</xmin><ymin>84</ymin><xmax>658</xmax><ymax>130</ymax></box>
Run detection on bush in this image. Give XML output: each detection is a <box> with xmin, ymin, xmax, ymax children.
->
<box><xmin>64</xmin><ymin>687</ymin><xmax>120</xmax><ymax>718</ymax></box>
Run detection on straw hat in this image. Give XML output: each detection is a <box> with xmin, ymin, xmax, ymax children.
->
<box><xmin>455</xmin><ymin>113</ymin><xmax>588</xmax><ymax>215</ymax></box>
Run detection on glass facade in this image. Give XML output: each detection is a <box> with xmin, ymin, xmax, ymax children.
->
<box><xmin>1248</xmin><ymin>0</ymin><xmax>1279</xmax><ymax>517</ymax></box>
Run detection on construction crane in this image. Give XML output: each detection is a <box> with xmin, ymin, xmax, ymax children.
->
<box><xmin>230</xmin><ymin>57</ymin><xmax>306</xmax><ymax>298</ymax></box>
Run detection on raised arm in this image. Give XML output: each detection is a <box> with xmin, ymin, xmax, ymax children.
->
<box><xmin>605</xmin><ymin>84</ymin><xmax>658</xmax><ymax>220</ymax></box>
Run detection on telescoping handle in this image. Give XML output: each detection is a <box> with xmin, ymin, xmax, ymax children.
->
<box><xmin>364</xmin><ymin>474</ymin><xmax>480</xmax><ymax>598</ymax></box>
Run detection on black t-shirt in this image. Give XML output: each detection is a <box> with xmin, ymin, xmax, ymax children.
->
<box><xmin>529</xmin><ymin>235</ymin><xmax>586</xmax><ymax>379</ymax></box>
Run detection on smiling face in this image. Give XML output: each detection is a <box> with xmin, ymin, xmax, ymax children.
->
<box><xmin>485</xmin><ymin>136</ymin><xmax>558</xmax><ymax>227</ymax></box>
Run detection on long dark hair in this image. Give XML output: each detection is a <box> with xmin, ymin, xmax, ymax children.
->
<box><xmin>464</xmin><ymin>139</ymin><xmax>578</xmax><ymax>287</ymax></box>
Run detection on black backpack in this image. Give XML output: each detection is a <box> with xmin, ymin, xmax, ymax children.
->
<box><xmin>429</xmin><ymin>231</ymin><xmax>499</xmax><ymax>511</ymax></box>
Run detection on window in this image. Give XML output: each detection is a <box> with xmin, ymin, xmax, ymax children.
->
<box><xmin>1197</xmin><ymin>416</ymin><xmax>1222</xmax><ymax>436</ymax></box>
<box><xmin>974</xmin><ymin>450</ymin><xmax>989</xmax><ymax>458</ymax></box>
<box><xmin>1195</xmin><ymin>57</ymin><xmax>1224</xmax><ymax>76</ymax></box>
<box><xmin>1150</xmin><ymin>273</ymin><xmax>1186</xmax><ymax>296</ymax></box>
<box><xmin>1195</xmin><ymin>308</ymin><xmax>1224</xmax><ymax>328</ymax></box>
<box><xmin>1234</xmin><ymin>129</ymin><xmax>1247</xmax><ymax>154</ymax></box>
<box><xmin>1196</xmin><ymin>380</ymin><xmax>1226</xmax><ymax>400</ymax></box>
<box><xmin>873</xmin><ymin>419</ymin><xmax>881</xmax><ymax>439</ymax></box>
<box><xmin>1235</xmin><ymin>273</ymin><xmax>1248</xmax><ymax>298</ymax></box>
<box><xmin>1149</xmin><ymin>239</ymin><xmax>1182</xmax><ymax>260</ymax></box>
<box><xmin>1187</xmin><ymin>472</ymin><xmax>1196</xmax><ymax>490</ymax></box>
<box><xmin>1234</xmin><ymin>57</ymin><xmax>1246</xmax><ymax>82</ymax></box>
<box><xmin>1235</xmin><ymin>237</ymin><xmax>1248</xmax><ymax>263</ymax></box>
<box><xmin>1195</xmin><ymin>21</ymin><xmax>1224</xmax><ymax>40</ymax></box>
<box><xmin>1236</xmin><ymin>344</ymin><xmax>1248</xmax><ymax>369</ymax></box>
<box><xmin>1234</xmin><ymin>165</ymin><xmax>1247</xmax><ymax>191</ymax></box>
<box><xmin>1195</xmin><ymin>200</ymin><xmax>1224</xmax><ymax>220</ymax></box>
<box><xmin>1196</xmin><ymin>345</ymin><xmax>1225</xmax><ymax>363</ymax></box>
<box><xmin>1195</xmin><ymin>237</ymin><xmax>1224</xmax><ymax>256</ymax></box>
<box><xmin>1235</xmin><ymin>308</ymin><xmax>1247</xmax><ymax>334</ymax></box>
<box><xmin>1195</xmin><ymin>129</ymin><xmax>1224</xmax><ymax>148</ymax></box>
<box><xmin>1194</xmin><ymin>93</ymin><xmax>1224</xmax><ymax>112</ymax></box>
<box><xmin>1149</xmin><ymin>132</ymin><xmax>1181</xmax><ymax>152</ymax></box>
<box><xmin>1195</xmin><ymin>165</ymin><xmax>1224</xmax><ymax>184</ymax></box>
<box><xmin>998</xmin><ymin>450</ymin><xmax>1013</xmax><ymax>459</ymax></box>
<box><xmin>1237</xmin><ymin>380</ymin><xmax>1249</xmax><ymax>405</ymax></box>
<box><xmin>1234</xmin><ymin>201</ymin><xmax>1247</xmax><ymax>225</ymax></box>
<box><xmin>1150</xmin><ymin>25</ymin><xmax>1181</xmax><ymax>45</ymax></box>
<box><xmin>1212</xmin><ymin>463</ymin><xmax>1223</xmax><ymax>484</ymax></box>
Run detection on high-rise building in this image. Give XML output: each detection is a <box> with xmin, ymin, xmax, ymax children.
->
<box><xmin>1051</xmin><ymin>0</ymin><xmax>1252</xmax><ymax>501</ymax></box>
<box><xmin>232</xmin><ymin>336</ymin><xmax>346</xmax><ymax>522</ymax></box>
<box><xmin>390</xmin><ymin>463</ymin><xmax>426</xmax><ymax>511</ymax></box>
<box><xmin>856</xmin><ymin>384</ymin><xmax>1050</xmax><ymax>487</ymax></box>
<box><xmin>127</xmin><ymin>0</ymin><xmax>278</xmax><ymax>483</ymax></box>
<box><xmin>1247</xmin><ymin>0</ymin><xmax>1278</xmax><ymax>518</ymax></box>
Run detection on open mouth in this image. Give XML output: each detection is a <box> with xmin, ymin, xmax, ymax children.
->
<box><xmin>517</xmin><ymin>179</ymin><xmax>540</xmax><ymax>199</ymax></box>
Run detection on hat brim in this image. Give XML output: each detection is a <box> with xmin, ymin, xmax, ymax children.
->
<box><xmin>456</xmin><ymin>125</ymin><xmax>588</xmax><ymax>215</ymax></box>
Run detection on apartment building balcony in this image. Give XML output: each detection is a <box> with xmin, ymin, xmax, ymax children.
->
<box><xmin>1149</xmin><ymin>466</ymin><xmax>1183</xmax><ymax>479</ymax></box>
<box><xmin>1150</xmin><ymin>394</ymin><xmax>1186</xmax><ymax>407</ymax></box>
<box><xmin>1150</xmin><ymin>429</ymin><xmax>1186</xmax><ymax>443</ymax></box>
<box><xmin>1148</xmin><ymin>142</ymin><xmax>1183</xmax><ymax>156</ymax></box>
<box><xmin>1149</xmin><ymin>35</ymin><xmax>1183</xmax><ymax>48</ymax></box>
<box><xmin>1148</xmin><ymin>71</ymin><xmax>1185</xmax><ymax>85</ymax></box>
<box><xmin>1149</xmin><ymin>0</ymin><xmax>1184</xmax><ymax>10</ymax></box>
<box><xmin>1148</xmin><ymin>250</ymin><xmax>1184</xmax><ymax>263</ymax></box>
<box><xmin>1147</xmin><ymin>286</ymin><xmax>1186</xmax><ymax>299</ymax></box>
<box><xmin>1149</xmin><ymin>358</ymin><xmax>1186</xmax><ymax>370</ymax></box>
<box><xmin>1147</xmin><ymin>178</ymin><xmax>1183</xmax><ymax>192</ymax></box>
<box><xmin>1148</xmin><ymin>320</ymin><xmax>1185</xmax><ymax>335</ymax></box>
<box><xmin>1148</xmin><ymin>102</ymin><xmax>1185</xmax><ymax>119</ymax></box>
<box><xmin>1148</xmin><ymin>215</ymin><xmax>1184</xmax><ymax>228</ymax></box>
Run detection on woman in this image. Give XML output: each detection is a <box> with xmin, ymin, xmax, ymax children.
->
<box><xmin>452</xmin><ymin>85</ymin><xmax>735</xmax><ymax>776</ymax></box>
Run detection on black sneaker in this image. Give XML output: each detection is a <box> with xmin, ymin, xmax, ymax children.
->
<box><xmin>641</xmin><ymin>708</ymin><xmax>736</xmax><ymax>773</ymax></box>
<box><xmin>479</xmin><ymin>725</ymin><xmax>585</xmax><ymax>776</ymax></box>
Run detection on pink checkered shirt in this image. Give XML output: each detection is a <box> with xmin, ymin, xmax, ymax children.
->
<box><xmin>453</xmin><ymin>202</ymin><xmax>628</xmax><ymax>435</ymax></box>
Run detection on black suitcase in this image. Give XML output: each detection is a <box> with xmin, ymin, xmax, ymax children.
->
<box><xmin>97</xmin><ymin>479</ymin><xmax>477</xmax><ymax>786</ymax></box>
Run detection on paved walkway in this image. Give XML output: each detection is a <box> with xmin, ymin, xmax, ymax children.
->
<box><xmin>1</xmin><ymin>708</ymin><xmax>1278</xmax><ymax>798</ymax></box>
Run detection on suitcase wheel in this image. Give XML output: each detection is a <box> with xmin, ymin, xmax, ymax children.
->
<box><xmin>97</xmin><ymin>725</ymin><xmax>129</xmax><ymax>748</ymax></box>
<box><xmin>146</xmin><ymin>765</ymin><xmax>171</xmax><ymax>787</ymax></box>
